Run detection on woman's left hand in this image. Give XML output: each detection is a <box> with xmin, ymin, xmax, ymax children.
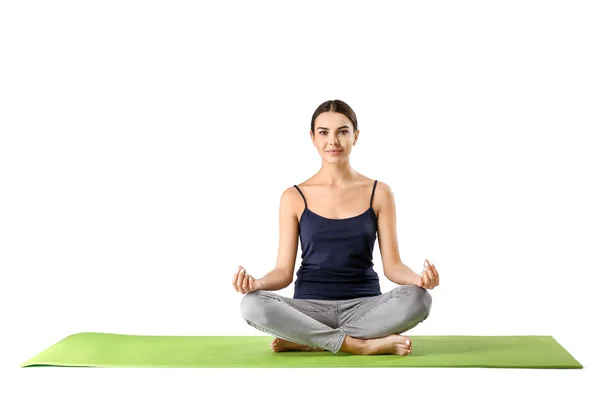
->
<box><xmin>417</xmin><ymin>259</ymin><xmax>439</xmax><ymax>290</ymax></box>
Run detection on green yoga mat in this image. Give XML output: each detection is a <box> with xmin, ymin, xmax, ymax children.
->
<box><xmin>20</xmin><ymin>332</ymin><xmax>582</xmax><ymax>369</ymax></box>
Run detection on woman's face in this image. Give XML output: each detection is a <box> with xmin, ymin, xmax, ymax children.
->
<box><xmin>311</xmin><ymin>112</ymin><xmax>359</xmax><ymax>161</ymax></box>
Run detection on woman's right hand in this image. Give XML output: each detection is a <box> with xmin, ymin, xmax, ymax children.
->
<box><xmin>232</xmin><ymin>265</ymin><xmax>259</xmax><ymax>294</ymax></box>
<box><xmin>418</xmin><ymin>259</ymin><xmax>439</xmax><ymax>290</ymax></box>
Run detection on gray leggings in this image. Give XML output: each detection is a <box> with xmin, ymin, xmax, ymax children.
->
<box><xmin>240</xmin><ymin>284</ymin><xmax>432</xmax><ymax>353</ymax></box>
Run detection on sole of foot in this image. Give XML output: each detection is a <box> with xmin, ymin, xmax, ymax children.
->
<box><xmin>271</xmin><ymin>337</ymin><xmax>325</xmax><ymax>352</ymax></box>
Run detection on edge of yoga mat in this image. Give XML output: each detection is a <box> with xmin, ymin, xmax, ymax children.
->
<box><xmin>20</xmin><ymin>333</ymin><xmax>584</xmax><ymax>369</ymax></box>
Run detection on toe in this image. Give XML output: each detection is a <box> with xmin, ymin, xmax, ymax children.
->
<box><xmin>399</xmin><ymin>335</ymin><xmax>412</xmax><ymax>346</ymax></box>
<box><xmin>395</xmin><ymin>345</ymin><xmax>409</xmax><ymax>356</ymax></box>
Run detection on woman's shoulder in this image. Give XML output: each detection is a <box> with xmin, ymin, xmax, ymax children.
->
<box><xmin>373</xmin><ymin>178</ymin><xmax>392</xmax><ymax>192</ymax></box>
<box><xmin>371</xmin><ymin>180</ymin><xmax>395</xmax><ymax>218</ymax></box>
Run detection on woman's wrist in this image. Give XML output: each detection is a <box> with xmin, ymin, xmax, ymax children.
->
<box><xmin>385</xmin><ymin>263</ymin><xmax>422</xmax><ymax>286</ymax></box>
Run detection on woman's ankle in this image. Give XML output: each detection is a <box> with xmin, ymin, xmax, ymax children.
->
<box><xmin>339</xmin><ymin>335</ymin><xmax>366</xmax><ymax>355</ymax></box>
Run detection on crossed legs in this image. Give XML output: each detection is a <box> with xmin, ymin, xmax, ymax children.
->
<box><xmin>240</xmin><ymin>285</ymin><xmax>432</xmax><ymax>355</ymax></box>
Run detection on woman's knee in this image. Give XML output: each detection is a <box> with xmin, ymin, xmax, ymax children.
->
<box><xmin>420</xmin><ymin>288</ymin><xmax>433</xmax><ymax>319</ymax></box>
<box><xmin>240</xmin><ymin>290</ymin><xmax>270</xmax><ymax>324</ymax></box>
<box><xmin>396</xmin><ymin>284</ymin><xmax>432</xmax><ymax>319</ymax></box>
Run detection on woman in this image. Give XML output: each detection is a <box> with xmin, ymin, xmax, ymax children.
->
<box><xmin>232</xmin><ymin>99</ymin><xmax>439</xmax><ymax>356</ymax></box>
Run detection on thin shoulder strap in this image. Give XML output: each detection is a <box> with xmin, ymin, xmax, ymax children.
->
<box><xmin>293</xmin><ymin>185</ymin><xmax>307</xmax><ymax>209</ymax></box>
<box><xmin>370</xmin><ymin>180</ymin><xmax>378</xmax><ymax>208</ymax></box>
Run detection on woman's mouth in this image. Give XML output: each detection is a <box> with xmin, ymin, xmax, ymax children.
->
<box><xmin>327</xmin><ymin>150</ymin><xmax>342</xmax><ymax>155</ymax></box>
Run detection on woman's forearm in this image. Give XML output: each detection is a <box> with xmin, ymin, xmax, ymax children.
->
<box><xmin>384</xmin><ymin>262</ymin><xmax>421</xmax><ymax>286</ymax></box>
<box><xmin>256</xmin><ymin>268</ymin><xmax>293</xmax><ymax>291</ymax></box>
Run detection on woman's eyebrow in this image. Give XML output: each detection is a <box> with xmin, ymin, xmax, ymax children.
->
<box><xmin>317</xmin><ymin>125</ymin><xmax>350</xmax><ymax>130</ymax></box>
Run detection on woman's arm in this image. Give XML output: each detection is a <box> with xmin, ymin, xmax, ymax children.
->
<box><xmin>374</xmin><ymin>181</ymin><xmax>421</xmax><ymax>286</ymax></box>
<box><xmin>256</xmin><ymin>187</ymin><xmax>300</xmax><ymax>291</ymax></box>
<box><xmin>374</xmin><ymin>182</ymin><xmax>440</xmax><ymax>287</ymax></box>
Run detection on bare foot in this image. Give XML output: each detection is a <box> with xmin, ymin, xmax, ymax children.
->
<box><xmin>271</xmin><ymin>337</ymin><xmax>325</xmax><ymax>352</ymax></box>
<box><xmin>362</xmin><ymin>334</ymin><xmax>412</xmax><ymax>355</ymax></box>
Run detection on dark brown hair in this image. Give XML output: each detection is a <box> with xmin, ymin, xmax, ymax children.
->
<box><xmin>310</xmin><ymin>100</ymin><xmax>358</xmax><ymax>136</ymax></box>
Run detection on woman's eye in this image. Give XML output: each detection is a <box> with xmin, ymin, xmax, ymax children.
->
<box><xmin>319</xmin><ymin>130</ymin><xmax>348</xmax><ymax>135</ymax></box>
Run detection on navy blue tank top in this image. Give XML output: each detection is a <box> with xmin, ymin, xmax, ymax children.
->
<box><xmin>292</xmin><ymin>180</ymin><xmax>382</xmax><ymax>300</ymax></box>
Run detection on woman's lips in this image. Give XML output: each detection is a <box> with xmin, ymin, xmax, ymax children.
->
<box><xmin>327</xmin><ymin>150</ymin><xmax>342</xmax><ymax>155</ymax></box>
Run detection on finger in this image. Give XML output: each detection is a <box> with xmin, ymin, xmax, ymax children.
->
<box><xmin>431</xmin><ymin>268</ymin><xmax>439</xmax><ymax>287</ymax></box>
<box><xmin>426</xmin><ymin>262</ymin><xmax>437</xmax><ymax>282</ymax></box>
<box><xmin>426</xmin><ymin>269</ymin><xmax>434</xmax><ymax>289</ymax></box>
<box><xmin>249</xmin><ymin>276</ymin><xmax>255</xmax><ymax>292</ymax></box>
<box><xmin>424</xmin><ymin>262</ymin><xmax>432</xmax><ymax>286</ymax></box>
<box><xmin>428</xmin><ymin>262</ymin><xmax>438</xmax><ymax>277</ymax></box>
<box><xmin>430</xmin><ymin>264</ymin><xmax>440</xmax><ymax>286</ymax></box>
<box><xmin>232</xmin><ymin>266</ymin><xmax>242</xmax><ymax>287</ymax></box>
<box><xmin>421</xmin><ymin>270</ymin><xmax>430</xmax><ymax>287</ymax></box>
<box><xmin>242</xmin><ymin>274</ymin><xmax>250</xmax><ymax>293</ymax></box>
<box><xmin>242</xmin><ymin>273</ymin><xmax>250</xmax><ymax>293</ymax></box>
<box><xmin>237</xmin><ymin>268</ymin><xmax>246</xmax><ymax>291</ymax></box>
<box><xmin>232</xmin><ymin>271</ymin><xmax>239</xmax><ymax>285</ymax></box>
<box><xmin>232</xmin><ymin>272</ymin><xmax>240</xmax><ymax>291</ymax></box>
<box><xmin>429</xmin><ymin>261</ymin><xmax>436</xmax><ymax>271</ymax></box>
<box><xmin>426</xmin><ymin>268</ymin><xmax>435</xmax><ymax>283</ymax></box>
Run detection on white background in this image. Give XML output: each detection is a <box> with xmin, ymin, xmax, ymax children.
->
<box><xmin>1</xmin><ymin>0</ymin><xmax>598</xmax><ymax>399</ymax></box>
